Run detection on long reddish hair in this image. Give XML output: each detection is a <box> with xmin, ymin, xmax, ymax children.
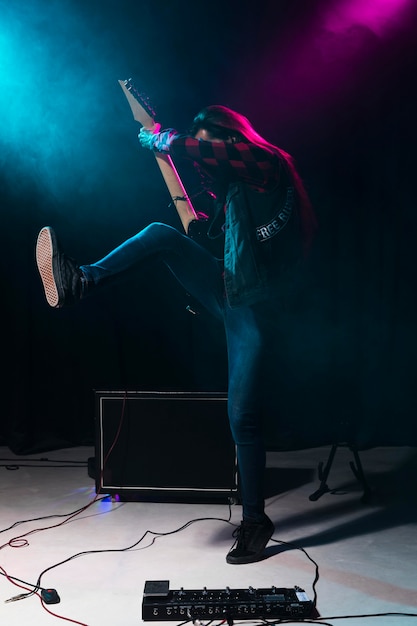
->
<box><xmin>190</xmin><ymin>105</ymin><xmax>317</xmax><ymax>254</ymax></box>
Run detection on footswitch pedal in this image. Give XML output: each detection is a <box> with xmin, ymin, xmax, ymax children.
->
<box><xmin>142</xmin><ymin>580</ymin><xmax>313</xmax><ymax>621</ymax></box>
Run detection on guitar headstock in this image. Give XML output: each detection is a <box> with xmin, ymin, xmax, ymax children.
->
<box><xmin>118</xmin><ymin>78</ymin><xmax>157</xmax><ymax>128</ymax></box>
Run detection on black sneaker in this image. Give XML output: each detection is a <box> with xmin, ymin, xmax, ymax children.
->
<box><xmin>36</xmin><ymin>226</ymin><xmax>84</xmax><ymax>308</ymax></box>
<box><xmin>226</xmin><ymin>515</ymin><xmax>275</xmax><ymax>565</ymax></box>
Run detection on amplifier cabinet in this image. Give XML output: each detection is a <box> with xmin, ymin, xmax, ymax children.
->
<box><xmin>94</xmin><ymin>391</ymin><xmax>238</xmax><ymax>502</ymax></box>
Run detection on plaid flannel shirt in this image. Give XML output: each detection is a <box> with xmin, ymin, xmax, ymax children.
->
<box><xmin>148</xmin><ymin>129</ymin><xmax>280</xmax><ymax>191</ymax></box>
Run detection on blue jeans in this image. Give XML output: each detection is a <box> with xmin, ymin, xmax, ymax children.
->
<box><xmin>81</xmin><ymin>223</ymin><xmax>273</xmax><ymax>521</ymax></box>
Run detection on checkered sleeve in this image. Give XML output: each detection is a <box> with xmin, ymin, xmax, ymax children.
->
<box><xmin>150</xmin><ymin>131</ymin><xmax>279</xmax><ymax>188</ymax></box>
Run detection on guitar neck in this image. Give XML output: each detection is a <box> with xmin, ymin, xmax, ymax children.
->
<box><xmin>118</xmin><ymin>79</ymin><xmax>197</xmax><ymax>233</ymax></box>
<box><xmin>154</xmin><ymin>154</ymin><xmax>197</xmax><ymax>232</ymax></box>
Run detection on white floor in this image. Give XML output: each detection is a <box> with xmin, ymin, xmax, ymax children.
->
<box><xmin>0</xmin><ymin>444</ymin><xmax>417</xmax><ymax>626</ymax></box>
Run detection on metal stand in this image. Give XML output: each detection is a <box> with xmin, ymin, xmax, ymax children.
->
<box><xmin>309</xmin><ymin>443</ymin><xmax>371</xmax><ymax>503</ymax></box>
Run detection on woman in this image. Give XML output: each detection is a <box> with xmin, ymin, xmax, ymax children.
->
<box><xmin>36</xmin><ymin>104</ymin><xmax>316</xmax><ymax>564</ymax></box>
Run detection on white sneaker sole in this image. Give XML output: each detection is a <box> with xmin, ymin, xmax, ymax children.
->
<box><xmin>36</xmin><ymin>227</ymin><xmax>60</xmax><ymax>308</ymax></box>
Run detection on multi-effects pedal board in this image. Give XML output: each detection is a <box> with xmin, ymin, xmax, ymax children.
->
<box><xmin>142</xmin><ymin>580</ymin><xmax>313</xmax><ymax>621</ymax></box>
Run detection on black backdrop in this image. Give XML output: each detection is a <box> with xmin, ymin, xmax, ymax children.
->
<box><xmin>1</xmin><ymin>0</ymin><xmax>416</xmax><ymax>454</ymax></box>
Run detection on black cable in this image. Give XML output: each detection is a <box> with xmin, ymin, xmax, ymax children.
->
<box><xmin>33</xmin><ymin>511</ymin><xmax>235</xmax><ymax>590</ymax></box>
<box><xmin>261</xmin><ymin>610</ymin><xmax>417</xmax><ymax>623</ymax></box>
<box><xmin>316</xmin><ymin>612</ymin><xmax>417</xmax><ymax>621</ymax></box>
<box><xmin>262</xmin><ymin>617</ymin><xmax>333</xmax><ymax>626</ymax></box>
<box><xmin>0</xmin><ymin>570</ymin><xmax>45</xmax><ymax>592</ymax></box>
<box><xmin>0</xmin><ymin>457</ymin><xmax>87</xmax><ymax>464</ymax></box>
<box><xmin>0</xmin><ymin>494</ymin><xmax>112</xmax><ymax>601</ymax></box>
<box><xmin>269</xmin><ymin>537</ymin><xmax>319</xmax><ymax>609</ymax></box>
<box><xmin>1</xmin><ymin>464</ymin><xmax>87</xmax><ymax>470</ymax></box>
<box><xmin>0</xmin><ymin>456</ymin><xmax>88</xmax><ymax>470</ymax></box>
<box><xmin>0</xmin><ymin>495</ymin><xmax>110</xmax><ymax>534</ymax></box>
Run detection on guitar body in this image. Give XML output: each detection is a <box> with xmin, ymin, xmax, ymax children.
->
<box><xmin>118</xmin><ymin>78</ymin><xmax>223</xmax><ymax>259</ymax></box>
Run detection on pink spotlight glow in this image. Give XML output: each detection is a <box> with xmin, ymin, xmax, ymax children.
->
<box><xmin>242</xmin><ymin>0</ymin><xmax>415</xmax><ymax>134</ymax></box>
<box><xmin>324</xmin><ymin>0</ymin><xmax>411</xmax><ymax>37</ymax></box>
